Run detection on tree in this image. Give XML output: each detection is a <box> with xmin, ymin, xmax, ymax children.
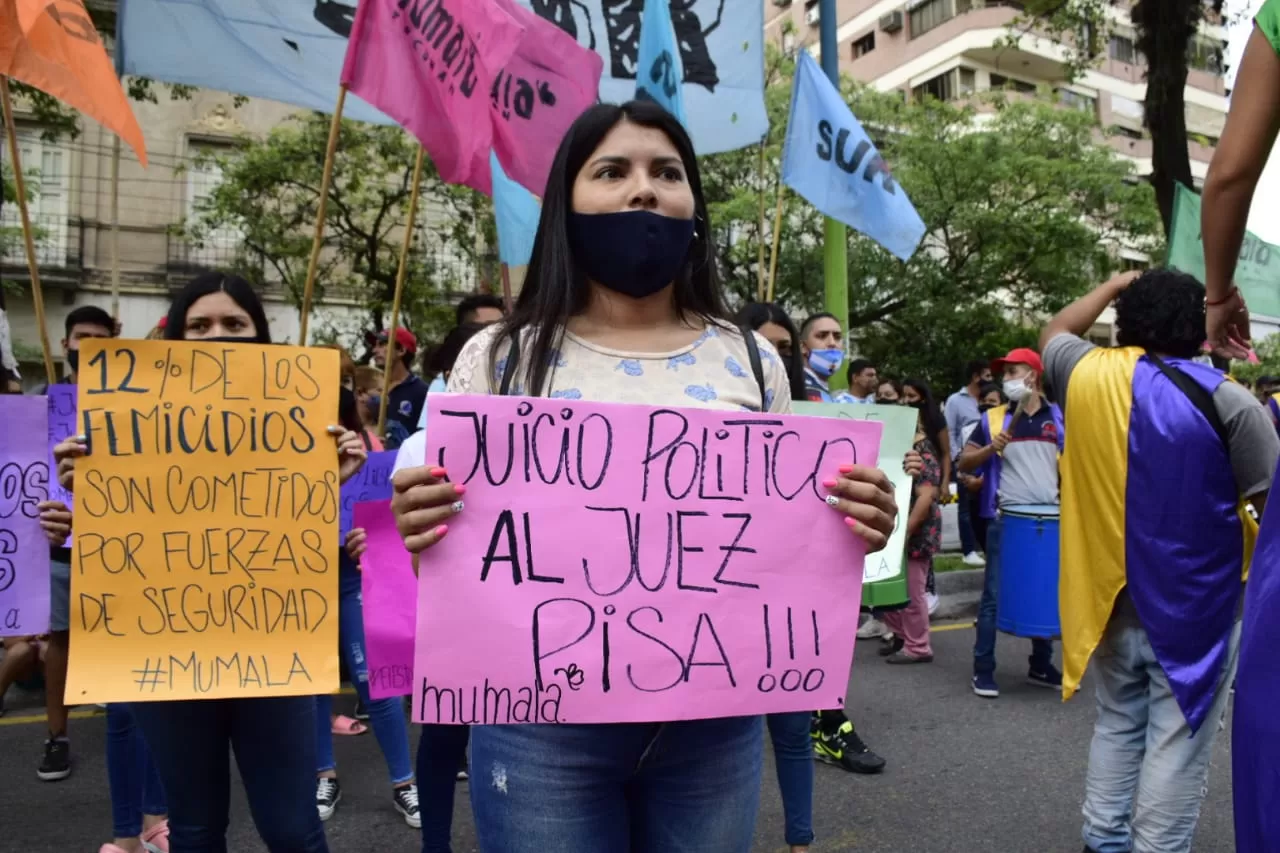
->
<box><xmin>699</xmin><ymin>46</ymin><xmax>1163</xmax><ymax>388</ymax></box>
<box><xmin>182</xmin><ymin>113</ymin><xmax>489</xmax><ymax>347</ymax></box>
<box><xmin>1013</xmin><ymin>0</ymin><xmax>1225</xmax><ymax>234</ymax></box>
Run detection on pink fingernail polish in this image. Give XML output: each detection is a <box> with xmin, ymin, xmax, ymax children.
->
<box><xmin>429</xmin><ymin>467</ymin><xmax>448</xmax><ymax>478</ymax></box>
<box><xmin>453</xmin><ymin>483</ymin><xmax>467</xmax><ymax>496</ymax></box>
<box><xmin>838</xmin><ymin>464</ymin><xmax>854</xmax><ymax>474</ymax></box>
<box><xmin>842</xmin><ymin>516</ymin><xmax>857</xmax><ymax>528</ymax></box>
<box><xmin>821</xmin><ymin>478</ymin><xmax>838</xmax><ymax>488</ymax></box>
<box><xmin>434</xmin><ymin>524</ymin><xmax>449</xmax><ymax>539</ymax></box>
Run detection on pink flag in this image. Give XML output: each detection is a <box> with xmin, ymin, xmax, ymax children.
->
<box><xmin>466</xmin><ymin>0</ymin><xmax>603</xmax><ymax>197</ymax></box>
<box><xmin>356</xmin><ymin>500</ymin><xmax>418</xmax><ymax>699</ymax></box>
<box><xmin>341</xmin><ymin>0</ymin><xmax>525</xmax><ymax>189</ymax></box>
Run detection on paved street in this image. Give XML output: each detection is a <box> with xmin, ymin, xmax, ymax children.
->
<box><xmin>0</xmin><ymin>623</ymin><xmax>1236</xmax><ymax>852</ymax></box>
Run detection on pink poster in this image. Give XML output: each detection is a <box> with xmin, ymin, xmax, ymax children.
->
<box><xmin>413</xmin><ymin>395</ymin><xmax>883</xmax><ymax>725</ymax></box>
<box><xmin>357</xmin><ymin>500</ymin><xmax>417</xmax><ymax>699</ymax></box>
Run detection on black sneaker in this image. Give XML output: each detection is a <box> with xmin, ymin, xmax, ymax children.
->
<box><xmin>393</xmin><ymin>783</ymin><xmax>421</xmax><ymax>828</ymax></box>
<box><xmin>353</xmin><ymin>698</ymin><xmax>369</xmax><ymax>721</ymax></box>
<box><xmin>812</xmin><ymin>720</ymin><xmax>886</xmax><ymax>774</ymax></box>
<box><xmin>878</xmin><ymin>635</ymin><xmax>904</xmax><ymax>657</ymax></box>
<box><xmin>1027</xmin><ymin>663</ymin><xmax>1063</xmax><ymax>690</ymax></box>
<box><xmin>37</xmin><ymin>736</ymin><xmax>71</xmax><ymax>781</ymax></box>
<box><xmin>316</xmin><ymin>777</ymin><xmax>342</xmax><ymax>821</ymax></box>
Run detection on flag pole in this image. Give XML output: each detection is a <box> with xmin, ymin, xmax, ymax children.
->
<box><xmin>819</xmin><ymin>0</ymin><xmax>849</xmax><ymax>389</ymax></box>
<box><xmin>766</xmin><ymin>182</ymin><xmax>786</xmax><ymax>303</ymax></box>
<box><xmin>500</xmin><ymin>263</ymin><xmax>513</xmax><ymax>312</ymax></box>
<box><xmin>375</xmin><ymin>144</ymin><xmax>426</xmax><ymax>439</ymax></box>
<box><xmin>1</xmin><ymin>78</ymin><xmax>57</xmax><ymax>386</ymax></box>
<box><xmin>109</xmin><ymin>135</ymin><xmax>122</xmax><ymax>320</ymax></box>
<box><xmin>756</xmin><ymin>141</ymin><xmax>767</xmax><ymax>302</ymax></box>
<box><xmin>298</xmin><ymin>84</ymin><xmax>347</xmax><ymax>346</ymax></box>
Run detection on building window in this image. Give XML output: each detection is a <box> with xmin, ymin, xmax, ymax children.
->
<box><xmin>1187</xmin><ymin>36</ymin><xmax>1225</xmax><ymax>74</ymax></box>
<box><xmin>1109</xmin><ymin>35</ymin><xmax>1140</xmax><ymax>64</ymax></box>
<box><xmin>1057</xmin><ymin>88</ymin><xmax>1098</xmax><ymax>116</ymax></box>
<box><xmin>989</xmin><ymin>73</ymin><xmax>1037</xmax><ymax>94</ymax></box>
<box><xmin>909</xmin><ymin>0</ymin><xmax>953</xmax><ymax>39</ymax></box>
<box><xmin>851</xmin><ymin>32</ymin><xmax>875</xmax><ymax>59</ymax></box>
<box><xmin>0</xmin><ymin>128</ymin><xmax>69</xmax><ymax>267</ymax></box>
<box><xmin>912</xmin><ymin>67</ymin><xmax>975</xmax><ymax>102</ymax></box>
<box><xmin>185</xmin><ymin>141</ymin><xmax>243</xmax><ymax>269</ymax></box>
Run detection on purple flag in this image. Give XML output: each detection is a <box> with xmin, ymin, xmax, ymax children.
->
<box><xmin>1</xmin><ymin>395</ymin><xmax>51</xmax><ymax>636</ymax></box>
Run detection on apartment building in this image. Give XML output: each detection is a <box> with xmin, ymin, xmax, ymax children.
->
<box><xmin>765</xmin><ymin>0</ymin><xmax>1232</xmax><ymax>341</ymax></box>
<box><xmin>1</xmin><ymin>13</ymin><xmax>477</xmax><ymax>383</ymax></box>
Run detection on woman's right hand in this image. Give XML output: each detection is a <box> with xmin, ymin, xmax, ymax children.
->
<box><xmin>390</xmin><ymin>466</ymin><xmax>466</xmax><ymax>554</ymax></box>
<box><xmin>38</xmin><ymin>500</ymin><xmax>73</xmax><ymax>547</ymax></box>
<box><xmin>345</xmin><ymin>527</ymin><xmax>368</xmax><ymax>563</ymax></box>
<box><xmin>53</xmin><ymin>436</ymin><xmax>87</xmax><ymax>492</ymax></box>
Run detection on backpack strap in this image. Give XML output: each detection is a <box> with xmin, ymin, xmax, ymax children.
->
<box><xmin>1145</xmin><ymin>353</ymin><xmax>1229</xmax><ymax>448</ymax></box>
<box><xmin>739</xmin><ymin>325</ymin><xmax>767</xmax><ymax>411</ymax></box>
<box><xmin>499</xmin><ymin>332</ymin><xmax>521</xmax><ymax>397</ymax></box>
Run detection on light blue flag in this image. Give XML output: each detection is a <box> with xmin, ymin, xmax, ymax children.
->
<box><xmin>117</xmin><ymin>0</ymin><xmax>767</xmax><ymax>155</ymax></box>
<box><xmin>781</xmin><ymin>52</ymin><xmax>925</xmax><ymax>262</ymax></box>
<box><xmin>491</xmin><ymin>151</ymin><xmax>541</xmax><ymax>267</ymax></box>
<box><xmin>635</xmin><ymin>0</ymin><xmax>686</xmax><ymax>125</ymax></box>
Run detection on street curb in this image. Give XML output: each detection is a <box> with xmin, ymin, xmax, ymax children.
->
<box><xmin>932</xmin><ymin>567</ymin><xmax>982</xmax><ymax>622</ymax></box>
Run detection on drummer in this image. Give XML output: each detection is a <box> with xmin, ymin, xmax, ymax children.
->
<box><xmin>957</xmin><ymin>348</ymin><xmax>1064</xmax><ymax>699</ymax></box>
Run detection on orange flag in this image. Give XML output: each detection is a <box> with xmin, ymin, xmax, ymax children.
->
<box><xmin>0</xmin><ymin>0</ymin><xmax>147</xmax><ymax>166</ymax></box>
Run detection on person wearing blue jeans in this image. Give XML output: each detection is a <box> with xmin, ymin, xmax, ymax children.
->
<box><xmin>313</xmin><ymin>552</ymin><xmax>419</xmax><ymax>828</ymax></box>
<box><xmin>103</xmin><ymin>703</ymin><xmax>169</xmax><ymax>853</ymax></box>
<box><xmin>468</xmin><ymin>716</ymin><xmax>764</xmax><ymax>852</ymax></box>
<box><xmin>972</xmin><ymin>517</ymin><xmax>1055</xmax><ymax>697</ymax></box>
<box><xmin>130</xmin><ymin>696</ymin><xmax>328</xmax><ymax>853</ymax></box>
<box><xmin>766</xmin><ymin>712</ymin><xmax>815</xmax><ymax>852</ymax></box>
<box><xmin>416</xmin><ymin>723</ymin><xmax>470</xmax><ymax>853</ymax></box>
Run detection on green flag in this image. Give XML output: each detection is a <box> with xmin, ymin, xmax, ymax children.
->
<box><xmin>1168</xmin><ymin>182</ymin><xmax>1280</xmax><ymax>318</ymax></box>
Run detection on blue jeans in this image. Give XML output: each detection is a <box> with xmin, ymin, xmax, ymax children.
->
<box><xmin>973</xmin><ymin>517</ymin><xmax>1054</xmax><ymax>676</ymax></box>
<box><xmin>417</xmin><ymin>724</ymin><xmax>470</xmax><ymax>853</ymax></box>
<box><xmin>106</xmin><ymin>704</ymin><xmax>167</xmax><ymax>838</ymax></box>
<box><xmin>315</xmin><ymin>562</ymin><xmax>414</xmax><ymax>787</ymax></box>
<box><xmin>766</xmin><ymin>712</ymin><xmax>814</xmax><ymax>846</ymax></box>
<box><xmin>956</xmin><ymin>487</ymin><xmax>977</xmax><ymax>554</ymax></box>
<box><xmin>131</xmin><ymin>696</ymin><xmax>327</xmax><ymax>853</ymax></box>
<box><xmin>470</xmin><ymin>716</ymin><xmax>763</xmax><ymax>853</ymax></box>
<box><xmin>1081</xmin><ymin>593</ymin><xmax>1239</xmax><ymax>853</ymax></box>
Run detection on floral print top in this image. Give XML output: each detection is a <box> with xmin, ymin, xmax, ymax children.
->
<box><xmin>907</xmin><ymin>437</ymin><xmax>942</xmax><ymax>561</ymax></box>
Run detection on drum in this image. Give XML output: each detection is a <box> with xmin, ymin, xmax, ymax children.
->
<box><xmin>996</xmin><ymin>504</ymin><xmax>1061</xmax><ymax>639</ymax></box>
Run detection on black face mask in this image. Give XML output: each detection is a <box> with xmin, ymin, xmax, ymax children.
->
<box><xmin>199</xmin><ymin>335</ymin><xmax>261</xmax><ymax>344</ymax></box>
<box><xmin>568</xmin><ymin>210</ymin><xmax>695</xmax><ymax>300</ymax></box>
<box><xmin>65</xmin><ymin>348</ymin><xmax>80</xmax><ymax>375</ymax></box>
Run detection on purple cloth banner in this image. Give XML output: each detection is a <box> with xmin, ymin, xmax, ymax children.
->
<box><xmin>1</xmin><ymin>395</ymin><xmax>52</xmax><ymax>636</ymax></box>
<box><xmin>46</xmin><ymin>384</ymin><xmax>76</xmax><ymax>508</ymax></box>
<box><xmin>339</xmin><ymin>450</ymin><xmax>397</xmax><ymax>542</ymax></box>
<box><xmin>357</xmin><ymin>500</ymin><xmax>416</xmax><ymax>699</ymax></box>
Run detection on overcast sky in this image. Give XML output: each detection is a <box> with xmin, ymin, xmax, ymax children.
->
<box><xmin>1225</xmin><ymin>0</ymin><xmax>1280</xmax><ymax>243</ymax></box>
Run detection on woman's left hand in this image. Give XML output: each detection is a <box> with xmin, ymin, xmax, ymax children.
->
<box><xmin>38</xmin><ymin>500</ymin><xmax>73</xmax><ymax>547</ymax></box>
<box><xmin>345</xmin><ymin>527</ymin><xmax>368</xmax><ymax>563</ymax></box>
<box><xmin>903</xmin><ymin>450</ymin><xmax>923</xmax><ymax>478</ymax></box>
<box><xmin>330</xmin><ymin>426</ymin><xmax>367</xmax><ymax>485</ymax></box>
<box><xmin>822</xmin><ymin>464</ymin><xmax>898</xmax><ymax>554</ymax></box>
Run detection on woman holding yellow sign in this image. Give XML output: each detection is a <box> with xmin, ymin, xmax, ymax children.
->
<box><xmin>54</xmin><ymin>273</ymin><xmax>368</xmax><ymax>853</ymax></box>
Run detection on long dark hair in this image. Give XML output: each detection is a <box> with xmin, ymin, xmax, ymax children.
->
<box><xmin>735</xmin><ymin>302</ymin><xmax>806</xmax><ymax>402</ymax></box>
<box><xmin>164</xmin><ymin>272</ymin><xmax>272</xmax><ymax>344</ymax></box>
<box><xmin>491</xmin><ymin>101</ymin><xmax>726</xmax><ymax>395</ymax></box>
<box><xmin>904</xmin><ymin>378</ymin><xmax>946</xmax><ymax>440</ymax></box>
<box><xmin>427</xmin><ymin>323</ymin><xmax>486</xmax><ymax>377</ymax></box>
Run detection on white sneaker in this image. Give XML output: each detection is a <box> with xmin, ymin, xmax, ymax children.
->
<box><xmin>925</xmin><ymin>592</ymin><xmax>939</xmax><ymax>616</ymax></box>
<box><xmin>962</xmin><ymin>551</ymin><xmax>986</xmax><ymax>567</ymax></box>
<box><xmin>857</xmin><ymin>617</ymin><xmax>888</xmax><ymax>640</ymax></box>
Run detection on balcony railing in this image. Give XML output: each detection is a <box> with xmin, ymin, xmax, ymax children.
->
<box><xmin>0</xmin><ymin>213</ymin><xmax>83</xmax><ymax>274</ymax></box>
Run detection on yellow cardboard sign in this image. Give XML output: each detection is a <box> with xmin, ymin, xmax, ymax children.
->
<box><xmin>66</xmin><ymin>339</ymin><xmax>340</xmax><ymax>702</ymax></box>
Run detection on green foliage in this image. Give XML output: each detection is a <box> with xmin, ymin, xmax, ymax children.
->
<box><xmin>698</xmin><ymin>44</ymin><xmax>1163</xmax><ymax>389</ymax></box>
<box><xmin>1231</xmin><ymin>333</ymin><xmax>1280</xmax><ymax>386</ymax></box>
<box><xmin>180</xmin><ymin>113</ymin><xmax>492</xmax><ymax>347</ymax></box>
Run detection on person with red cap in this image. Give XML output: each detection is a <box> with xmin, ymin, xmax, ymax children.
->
<box><xmin>958</xmin><ymin>347</ymin><xmax>1065</xmax><ymax>699</ymax></box>
<box><xmin>372</xmin><ymin>326</ymin><xmax>429</xmax><ymax>443</ymax></box>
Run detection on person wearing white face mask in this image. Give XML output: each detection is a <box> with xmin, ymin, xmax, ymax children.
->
<box><xmin>958</xmin><ymin>348</ymin><xmax>1065</xmax><ymax>699</ymax></box>
<box><xmin>799</xmin><ymin>313</ymin><xmax>855</xmax><ymax>403</ymax></box>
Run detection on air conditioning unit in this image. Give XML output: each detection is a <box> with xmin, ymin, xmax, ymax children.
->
<box><xmin>880</xmin><ymin>10</ymin><xmax>903</xmax><ymax>32</ymax></box>
<box><xmin>806</xmin><ymin>6</ymin><xmax>820</xmax><ymax>25</ymax></box>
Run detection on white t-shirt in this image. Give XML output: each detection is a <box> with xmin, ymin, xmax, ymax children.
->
<box><xmin>390</xmin><ymin>322</ymin><xmax>792</xmax><ymax>479</ymax></box>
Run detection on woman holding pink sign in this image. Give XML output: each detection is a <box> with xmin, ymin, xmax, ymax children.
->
<box><xmin>390</xmin><ymin>102</ymin><xmax>904</xmax><ymax>852</ymax></box>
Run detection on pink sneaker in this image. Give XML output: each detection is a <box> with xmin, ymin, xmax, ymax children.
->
<box><xmin>141</xmin><ymin>821</ymin><xmax>171</xmax><ymax>853</ymax></box>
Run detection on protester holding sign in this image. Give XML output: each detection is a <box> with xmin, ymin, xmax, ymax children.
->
<box><xmin>389</xmin><ymin>101</ymin><xmax>900</xmax><ymax>853</ymax></box>
<box><xmin>54</xmin><ymin>273</ymin><xmax>368</xmax><ymax>853</ymax></box>
<box><xmin>1200</xmin><ymin>4</ymin><xmax>1280</xmax><ymax>846</ymax></box>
